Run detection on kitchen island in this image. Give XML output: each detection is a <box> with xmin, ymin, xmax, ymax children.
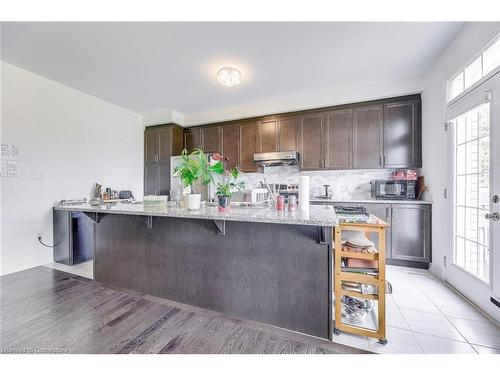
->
<box><xmin>54</xmin><ymin>203</ymin><xmax>338</xmax><ymax>339</ymax></box>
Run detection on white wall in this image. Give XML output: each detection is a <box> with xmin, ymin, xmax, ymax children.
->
<box><xmin>0</xmin><ymin>61</ymin><xmax>144</xmax><ymax>275</ymax></box>
<box><xmin>142</xmin><ymin>76</ymin><xmax>423</xmax><ymax>126</ymax></box>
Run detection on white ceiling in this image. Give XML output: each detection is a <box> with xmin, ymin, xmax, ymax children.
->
<box><xmin>1</xmin><ymin>22</ymin><xmax>464</xmax><ymax>121</ymax></box>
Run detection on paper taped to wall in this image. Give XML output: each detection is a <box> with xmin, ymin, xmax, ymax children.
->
<box><xmin>1</xmin><ymin>144</ymin><xmax>20</xmax><ymax>161</ymax></box>
<box><xmin>1</xmin><ymin>160</ymin><xmax>18</xmax><ymax>177</ymax></box>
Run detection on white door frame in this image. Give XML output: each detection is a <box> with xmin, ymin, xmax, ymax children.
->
<box><xmin>445</xmin><ymin>71</ymin><xmax>500</xmax><ymax>322</ymax></box>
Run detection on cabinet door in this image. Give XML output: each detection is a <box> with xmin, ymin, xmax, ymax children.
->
<box><xmin>158</xmin><ymin>127</ymin><xmax>171</xmax><ymax>162</ymax></box>
<box><xmin>325</xmin><ymin>109</ymin><xmax>352</xmax><ymax>169</ymax></box>
<box><xmin>352</xmin><ymin>105</ymin><xmax>383</xmax><ymax>169</ymax></box>
<box><xmin>184</xmin><ymin>129</ymin><xmax>202</xmax><ymax>152</ymax></box>
<box><xmin>222</xmin><ymin>125</ymin><xmax>240</xmax><ymax>170</ymax></box>
<box><xmin>240</xmin><ymin>122</ymin><xmax>259</xmax><ymax>172</ymax></box>
<box><xmin>278</xmin><ymin>116</ymin><xmax>298</xmax><ymax>151</ymax></box>
<box><xmin>258</xmin><ymin>119</ymin><xmax>278</xmax><ymax>153</ymax></box>
<box><xmin>391</xmin><ymin>205</ymin><xmax>431</xmax><ymax>263</ymax></box>
<box><xmin>144</xmin><ymin>127</ymin><xmax>159</xmax><ymax>162</ymax></box>
<box><xmin>299</xmin><ymin>113</ymin><xmax>324</xmax><ymax>170</ymax></box>
<box><xmin>202</xmin><ymin>126</ymin><xmax>222</xmax><ymax>153</ymax></box>
<box><xmin>144</xmin><ymin>164</ymin><xmax>159</xmax><ymax>195</ymax></box>
<box><xmin>362</xmin><ymin>203</ymin><xmax>392</xmax><ymax>258</ymax></box>
<box><xmin>158</xmin><ymin>162</ymin><xmax>171</xmax><ymax>195</ymax></box>
<box><xmin>171</xmin><ymin>126</ymin><xmax>184</xmax><ymax>156</ymax></box>
<box><xmin>383</xmin><ymin>100</ymin><xmax>421</xmax><ymax>168</ymax></box>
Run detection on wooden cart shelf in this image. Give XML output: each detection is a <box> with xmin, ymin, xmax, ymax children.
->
<box><xmin>333</xmin><ymin>215</ymin><xmax>390</xmax><ymax>344</ymax></box>
<box><xmin>341</xmin><ymin>289</ymin><xmax>378</xmax><ymax>301</ymax></box>
<box><xmin>339</xmin><ymin>251</ymin><xmax>379</xmax><ymax>260</ymax></box>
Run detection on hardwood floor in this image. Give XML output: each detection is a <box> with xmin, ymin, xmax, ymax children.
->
<box><xmin>0</xmin><ymin>267</ymin><xmax>367</xmax><ymax>354</ymax></box>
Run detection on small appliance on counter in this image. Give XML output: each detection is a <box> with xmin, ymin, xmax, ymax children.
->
<box><xmin>371</xmin><ymin>169</ymin><xmax>418</xmax><ymax>200</ymax></box>
<box><xmin>371</xmin><ymin>179</ymin><xmax>417</xmax><ymax>200</ymax></box>
<box><xmin>315</xmin><ymin>184</ymin><xmax>333</xmax><ymax>200</ymax></box>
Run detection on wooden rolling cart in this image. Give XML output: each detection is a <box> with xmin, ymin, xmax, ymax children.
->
<box><xmin>333</xmin><ymin>216</ymin><xmax>390</xmax><ymax>344</ymax></box>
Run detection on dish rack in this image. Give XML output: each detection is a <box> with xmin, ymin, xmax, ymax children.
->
<box><xmin>333</xmin><ymin>215</ymin><xmax>390</xmax><ymax>344</ymax></box>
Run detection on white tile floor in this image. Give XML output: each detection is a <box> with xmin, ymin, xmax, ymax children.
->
<box><xmin>43</xmin><ymin>261</ymin><xmax>499</xmax><ymax>354</ymax></box>
<box><xmin>331</xmin><ymin>265</ymin><xmax>500</xmax><ymax>354</ymax></box>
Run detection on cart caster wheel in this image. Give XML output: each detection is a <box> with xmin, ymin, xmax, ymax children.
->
<box><xmin>378</xmin><ymin>339</ymin><xmax>388</xmax><ymax>345</ymax></box>
<box><xmin>333</xmin><ymin>329</ymin><xmax>341</xmax><ymax>336</ymax></box>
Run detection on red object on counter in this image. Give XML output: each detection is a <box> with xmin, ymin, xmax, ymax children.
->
<box><xmin>276</xmin><ymin>195</ymin><xmax>285</xmax><ymax>211</ymax></box>
<box><xmin>392</xmin><ymin>169</ymin><xmax>417</xmax><ymax>180</ymax></box>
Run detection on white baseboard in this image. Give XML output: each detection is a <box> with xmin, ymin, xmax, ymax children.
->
<box><xmin>0</xmin><ymin>256</ymin><xmax>52</xmax><ymax>276</ymax></box>
<box><xmin>429</xmin><ymin>262</ymin><xmax>445</xmax><ymax>281</ymax></box>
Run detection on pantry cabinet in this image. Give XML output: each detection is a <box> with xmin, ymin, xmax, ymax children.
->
<box><xmin>144</xmin><ymin>124</ymin><xmax>183</xmax><ymax>196</ymax></box>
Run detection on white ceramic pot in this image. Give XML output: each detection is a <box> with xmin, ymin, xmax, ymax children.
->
<box><xmin>185</xmin><ymin>193</ymin><xmax>201</xmax><ymax>210</ymax></box>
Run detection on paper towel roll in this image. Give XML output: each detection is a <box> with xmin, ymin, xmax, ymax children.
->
<box><xmin>299</xmin><ymin>175</ymin><xmax>310</xmax><ymax>211</ymax></box>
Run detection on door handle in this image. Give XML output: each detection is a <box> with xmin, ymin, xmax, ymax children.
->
<box><xmin>485</xmin><ymin>212</ymin><xmax>499</xmax><ymax>221</ymax></box>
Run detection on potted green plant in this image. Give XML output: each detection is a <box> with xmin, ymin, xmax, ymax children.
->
<box><xmin>173</xmin><ymin>148</ymin><xmax>224</xmax><ymax>210</ymax></box>
<box><xmin>215</xmin><ymin>167</ymin><xmax>245</xmax><ymax>212</ymax></box>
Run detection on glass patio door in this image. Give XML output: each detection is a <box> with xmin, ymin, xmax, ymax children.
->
<box><xmin>451</xmin><ymin>103</ymin><xmax>491</xmax><ymax>282</ymax></box>
<box><xmin>446</xmin><ymin>72</ymin><xmax>500</xmax><ymax>321</ymax></box>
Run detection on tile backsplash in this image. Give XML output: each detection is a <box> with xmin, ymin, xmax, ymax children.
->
<box><xmin>238</xmin><ymin>166</ymin><xmax>394</xmax><ymax>200</ymax></box>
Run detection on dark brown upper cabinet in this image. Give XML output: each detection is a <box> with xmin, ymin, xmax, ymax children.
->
<box><xmin>383</xmin><ymin>100</ymin><xmax>422</xmax><ymax>168</ymax></box>
<box><xmin>258</xmin><ymin>119</ymin><xmax>278</xmax><ymax>153</ymax></box>
<box><xmin>184</xmin><ymin>128</ymin><xmax>202</xmax><ymax>152</ymax></box>
<box><xmin>158</xmin><ymin>126</ymin><xmax>183</xmax><ymax>161</ymax></box>
<box><xmin>278</xmin><ymin>116</ymin><xmax>299</xmax><ymax>152</ymax></box>
<box><xmin>145</xmin><ymin>127</ymin><xmax>160</xmax><ymax>163</ymax></box>
<box><xmin>352</xmin><ymin>105</ymin><xmax>383</xmax><ymax>169</ymax></box>
<box><xmin>299</xmin><ymin>113</ymin><xmax>324</xmax><ymax>170</ymax></box>
<box><xmin>201</xmin><ymin>126</ymin><xmax>222</xmax><ymax>154</ymax></box>
<box><xmin>221</xmin><ymin>125</ymin><xmax>240</xmax><ymax>170</ymax></box>
<box><xmin>325</xmin><ymin>109</ymin><xmax>352</xmax><ymax>169</ymax></box>
<box><xmin>240</xmin><ymin>121</ymin><xmax>259</xmax><ymax>173</ymax></box>
<box><xmin>179</xmin><ymin>94</ymin><xmax>422</xmax><ymax>172</ymax></box>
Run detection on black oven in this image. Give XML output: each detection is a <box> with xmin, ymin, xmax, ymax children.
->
<box><xmin>370</xmin><ymin>180</ymin><xmax>417</xmax><ymax>200</ymax></box>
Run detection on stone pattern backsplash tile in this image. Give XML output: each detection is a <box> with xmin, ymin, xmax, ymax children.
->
<box><xmin>238</xmin><ymin>166</ymin><xmax>394</xmax><ymax>200</ymax></box>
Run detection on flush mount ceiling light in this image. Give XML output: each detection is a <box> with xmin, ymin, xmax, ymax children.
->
<box><xmin>216</xmin><ymin>67</ymin><xmax>243</xmax><ymax>87</ymax></box>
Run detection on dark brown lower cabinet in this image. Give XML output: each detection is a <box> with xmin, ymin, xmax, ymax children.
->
<box><xmin>390</xmin><ymin>204</ymin><xmax>431</xmax><ymax>267</ymax></box>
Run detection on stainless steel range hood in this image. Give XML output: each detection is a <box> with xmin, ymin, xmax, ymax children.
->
<box><xmin>253</xmin><ymin>151</ymin><xmax>299</xmax><ymax>167</ymax></box>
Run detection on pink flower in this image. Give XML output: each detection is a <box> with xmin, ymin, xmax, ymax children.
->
<box><xmin>212</xmin><ymin>153</ymin><xmax>221</xmax><ymax>161</ymax></box>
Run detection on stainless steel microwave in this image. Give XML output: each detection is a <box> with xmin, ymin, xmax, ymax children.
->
<box><xmin>370</xmin><ymin>180</ymin><xmax>417</xmax><ymax>200</ymax></box>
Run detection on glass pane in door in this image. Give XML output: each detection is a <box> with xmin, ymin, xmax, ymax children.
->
<box><xmin>452</xmin><ymin>103</ymin><xmax>491</xmax><ymax>282</ymax></box>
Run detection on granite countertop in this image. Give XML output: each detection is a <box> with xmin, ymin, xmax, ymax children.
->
<box><xmin>54</xmin><ymin>202</ymin><xmax>339</xmax><ymax>227</ymax></box>
<box><xmin>310</xmin><ymin>198</ymin><xmax>432</xmax><ymax>205</ymax></box>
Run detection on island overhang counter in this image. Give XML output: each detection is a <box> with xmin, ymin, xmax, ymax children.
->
<box><xmin>53</xmin><ymin>203</ymin><xmax>339</xmax><ymax>340</ymax></box>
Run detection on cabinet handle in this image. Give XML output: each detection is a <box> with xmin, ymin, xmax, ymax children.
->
<box><xmin>386</xmin><ymin>206</ymin><xmax>389</xmax><ymax>219</ymax></box>
<box><xmin>383</xmin><ymin>156</ymin><xmax>386</xmax><ymax>165</ymax></box>
<box><xmin>379</xmin><ymin>156</ymin><xmax>382</xmax><ymax>166</ymax></box>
